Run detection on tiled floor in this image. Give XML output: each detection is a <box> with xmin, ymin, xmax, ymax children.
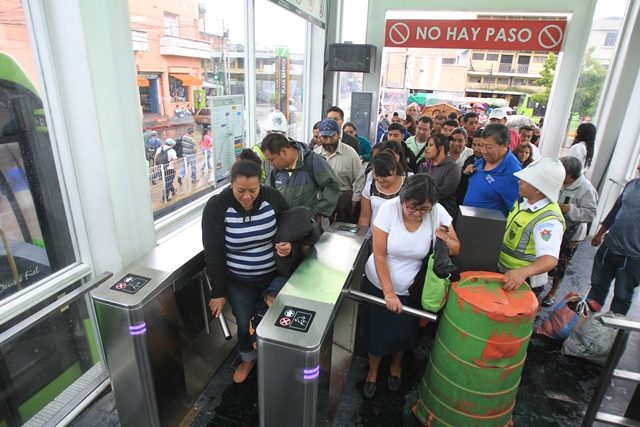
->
<box><xmin>71</xmin><ymin>239</ymin><xmax>640</xmax><ymax>426</ymax></box>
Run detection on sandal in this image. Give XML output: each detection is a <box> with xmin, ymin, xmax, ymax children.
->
<box><xmin>387</xmin><ymin>375</ymin><xmax>401</xmax><ymax>391</ymax></box>
<box><xmin>363</xmin><ymin>381</ymin><xmax>376</xmax><ymax>399</ymax></box>
<box><xmin>542</xmin><ymin>294</ymin><xmax>556</xmax><ymax>307</ymax></box>
<box><xmin>233</xmin><ymin>360</ymin><xmax>256</xmax><ymax>384</ymax></box>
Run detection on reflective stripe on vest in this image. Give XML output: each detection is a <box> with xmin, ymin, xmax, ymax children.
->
<box><xmin>498</xmin><ymin>201</ymin><xmax>565</xmax><ymax>271</ymax></box>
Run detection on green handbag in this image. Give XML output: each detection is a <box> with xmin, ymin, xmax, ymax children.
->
<box><xmin>420</xmin><ymin>212</ymin><xmax>451</xmax><ymax>312</ymax></box>
<box><xmin>421</xmin><ymin>253</ymin><xmax>451</xmax><ymax>312</ymax></box>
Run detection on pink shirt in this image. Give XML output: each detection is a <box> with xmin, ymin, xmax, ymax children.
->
<box><xmin>508</xmin><ymin>129</ymin><xmax>521</xmax><ymax>152</ymax></box>
<box><xmin>201</xmin><ymin>134</ymin><xmax>212</xmax><ymax>150</ymax></box>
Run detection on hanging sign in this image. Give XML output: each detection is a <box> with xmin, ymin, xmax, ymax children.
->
<box><xmin>385</xmin><ymin>19</ymin><xmax>567</xmax><ymax>53</ymax></box>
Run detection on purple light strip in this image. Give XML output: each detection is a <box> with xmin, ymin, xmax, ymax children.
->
<box><xmin>129</xmin><ymin>322</ymin><xmax>147</xmax><ymax>336</ymax></box>
<box><xmin>303</xmin><ymin>365</ymin><xmax>320</xmax><ymax>375</ymax></box>
<box><xmin>303</xmin><ymin>371</ymin><xmax>320</xmax><ymax>380</ymax></box>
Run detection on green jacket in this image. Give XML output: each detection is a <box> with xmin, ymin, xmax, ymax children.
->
<box><xmin>267</xmin><ymin>143</ymin><xmax>340</xmax><ymax>217</ymax></box>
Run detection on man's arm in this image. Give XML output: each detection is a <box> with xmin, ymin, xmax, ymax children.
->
<box><xmin>592</xmin><ymin>190</ymin><xmax>624</xmax><ymax>246</ymax></box>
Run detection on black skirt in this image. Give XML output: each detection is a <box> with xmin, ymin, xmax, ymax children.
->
<box><xmin>363</xmin><ymin>276</ymin><xmax>419</xmax><ymax>357</ymax></box>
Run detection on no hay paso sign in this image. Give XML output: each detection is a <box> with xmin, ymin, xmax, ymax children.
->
<box><xmin>385</xmin><ymin>19</ymin><xmax>567</xmax><ymax>52</ymax></box>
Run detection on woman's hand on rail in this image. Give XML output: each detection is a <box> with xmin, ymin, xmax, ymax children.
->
<box><xmin>208</xmin><ymin>297</ymin><xmax>226</xmax><ymax>318</ymax></box>
<box><xmin>383</xmin><ymin>291</ymin><xmax>403</xmax><ymax>314</ymax></box>
<box><xmin>275</xmin><ymin>242</ymin><xmax>292</xmax><ymax>257</ymax></box>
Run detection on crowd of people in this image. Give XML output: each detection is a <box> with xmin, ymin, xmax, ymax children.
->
<box><xmin>197</xmin><ymin>103</ymin><xmax>638</xmax><ymax>401</ymax></box>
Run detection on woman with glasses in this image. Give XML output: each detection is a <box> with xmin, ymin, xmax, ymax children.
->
<box><xmin>361</xmin><ymin>174</ymin><xmax>460</xmax><ymax>398</ymax></box>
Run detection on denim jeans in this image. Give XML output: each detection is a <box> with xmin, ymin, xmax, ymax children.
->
<box><xmin>179</xmin><ymin>154</ymin><xmax>197</xmax><ymax>181</ymax></box>
<box><xmin>226</xmin><ymin>278</ymin><xmax>264</xmax><ymax>361</ymax></box>
<box><xmin>587</xmin><ymin>242</ymin><xmax>640</xmax><ymax>315</ymax></box>
<box><xmin>203</xmin><ymin>149</ymin><xmax>213</xmax><ymax>170</ymax></box>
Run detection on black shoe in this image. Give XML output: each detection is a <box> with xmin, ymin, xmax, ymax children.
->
<box><xmin>177</xmin><ymin>176</ymin><xmax>182</xmax><ymax>185</ymax></box>
<box><xmin>542</xmin><ymin>295</ymin><xmax>556</xmax><ymax>307</ymax></box>
<box><xmin>363</xmin><ymin>381</ymin><xmax>376</xmax><ymax>399</ymax></box>
<box><xmin>387</xmin><ymin>375</ymin><xmax>401</xmax><ymax>391</ymax></box>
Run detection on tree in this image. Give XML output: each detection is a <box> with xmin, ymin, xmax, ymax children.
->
<box><xmin>572</xmin><ymin>47</ymin><xmax>607</xmax><ymax>118</ymax></box>
<box><xmin>532</xmin><ymin>53</ymin><xmax>556</xmax><ymax>106</ymax></box>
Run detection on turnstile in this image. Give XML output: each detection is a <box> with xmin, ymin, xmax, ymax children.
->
<box><xmin>91</xmin><ymin>221</ymin><xmax>236</xmax><ymax>427</ymax></box>
<box><xmin>455</xmin><ymin>206</ymin><xmax>506</xmax><ymax>272</ymax></box>
<box><xmin>256</xmin><ymin>223</ymin><xmax>370</xmax><ymax>427</ymax></box>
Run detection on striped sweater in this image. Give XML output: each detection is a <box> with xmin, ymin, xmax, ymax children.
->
<box><xmin>202</xmin><ymin>185</ymin><xmax>289</xmax><ymax>298</ymax></box>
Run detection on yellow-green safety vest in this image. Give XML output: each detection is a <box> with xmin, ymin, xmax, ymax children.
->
<box><xmin>498</xmin><ymin>200</ymin><xmax>565</xmax><ymax>272</ymax></box>
<box><xmin>251</xmin><ymin>144</ymin><xmax>269</xmax><ymax>184</ymax></box>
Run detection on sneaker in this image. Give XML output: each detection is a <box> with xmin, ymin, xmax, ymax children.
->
<box><xmin>542</xmin><ymin>295</ymin><xmax>556</xmax><ymax>307</ymax></box>
<box><xmin>363</xmin><ymin>381</ymin><xmax>376</xmax><ymax>399</ymax></box>
<box><xmin>387</xmin><ymin>375</ymin><xmax>401</xmax><ymax>391</ymax></box>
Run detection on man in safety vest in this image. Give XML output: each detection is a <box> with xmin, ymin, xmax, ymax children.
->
<box><xmin>253</xmin><ymin>110</ymin><xmax>288</xmax><ymax>183</ymax></box>
<box><xmin>499</xmin><ymin>158</ymin><xmax>566</xmax><ymax>292</ymax></box>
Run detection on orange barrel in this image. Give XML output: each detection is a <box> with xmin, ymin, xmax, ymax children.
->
<box><xmin>413</xmin><ymin>271</ymin><xmax>538</xmax><ymax>426</ymax></box>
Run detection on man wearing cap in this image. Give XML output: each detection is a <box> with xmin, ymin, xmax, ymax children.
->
<box><xmin>499</xmin><ymin>158</ymin><xmax>566</xmax><ymax>292</ymax></box>
<box><xmin>326</xmin><ymin>106</ymin><xmax>360</xmax><ymax>154</ymax></box>
<box><xmin>463</xmin><ymin>124</ymin><xmax>522</xmax><ymax>216</ymax></box>
<box><xmin>489</xmin><ymin>108</ymin><xmax>521</xmax><ymax>151</ymax></box>
<box><xmin>379</xmin><ymin>110</ymin><xmax>411</xmax><ymax>142</ymax></box>
<box><xmin>315</xmin><ymin>119</ymin><xmax>365</xmax><ymax>223</ymax></box>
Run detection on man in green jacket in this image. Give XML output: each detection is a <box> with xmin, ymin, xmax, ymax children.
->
<box><xmin>261</xmin><ymin>133</ymin><xmax>340</xmax><ymax>222</ymax></box>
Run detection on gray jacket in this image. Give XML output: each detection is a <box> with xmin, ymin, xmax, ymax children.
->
<box><xmin>558</xmin><ymin>174</ymin><xmax>598</xmax><ymax>241</ymax></box>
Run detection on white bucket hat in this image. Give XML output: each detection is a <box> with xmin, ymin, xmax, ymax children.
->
<box><xmin>514</xmin><ymin>158</ymin><xmax>566</xmax><ymax>201</ymax></box>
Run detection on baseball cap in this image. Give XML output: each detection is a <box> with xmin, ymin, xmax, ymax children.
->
<box><xmin>318</xmin><ymin>119</ymin><xmax>340</xmax><ymax>136</ymax></box>
<box><xmin>392</xmin><ymin>109</ymin><xmax>407</xmax><ymax>120</ymax></box>
<box><xmin>489</xmin><ymin>109</ymin><xmax>507</xmax><ymax>120</ymax></box>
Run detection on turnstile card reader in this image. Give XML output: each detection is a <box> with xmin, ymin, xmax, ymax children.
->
<box><xmin>256</xmin><ymin>222</ymin><xmax>369</xmax><ymax>427</ymax></box>
<box><xmin>455</xmin><ymin>206</ymin><xmax>506</xmax><ymax>272</ymax></box>
<box><xmin>91</xmin><ymin>221</ymin><xmax>236</xmax><ymax>427</ymax></box>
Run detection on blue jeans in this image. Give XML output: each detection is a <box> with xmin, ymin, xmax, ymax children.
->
<box><xmin>226</xmin><ymin>278</ymin><xmax>264</xmax><ymax>361</ymax></box>
<box><xmin>179</xmin><ymin>154</ymin><xmax>197</xmax><ymax>181</ymax></box>
<box><xmin>587</xmin><ymin>242</ymin><xmax>640</xmax><ymax>315</ymax></box>
<box><xmin>203</xmin><ymin>149</ymin><xmax>212</xmax><ymax>170</ymax></box>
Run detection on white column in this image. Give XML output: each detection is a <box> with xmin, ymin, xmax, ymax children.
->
<box><xmin>39</xmin><ymin>0</ymin><xmax>156</xmax><ymax>273</ymax></box>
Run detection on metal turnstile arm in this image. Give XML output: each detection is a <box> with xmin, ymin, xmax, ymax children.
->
<box><xmin>345</xmin><ymin>289</ymin><xmax>438</xmax><ymax>322</ymax></box>
<box><xmin>196</xmin><ymin>269</ymin><xmax>232</xmax><ymax>340</ymax></box>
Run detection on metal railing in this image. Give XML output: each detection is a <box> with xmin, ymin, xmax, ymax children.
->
<box><xmin>148</xmin><ymin>151</ymin><xmax>215</xmax><ymax>208</ymax></box>
<box><xmin>581</xmin><ymin>315</ymin><xmax>640</xmax><ymax>426</ymax></box>
<box><xmin>344</xmin><ymin>288</ymin><xmax>438</xmax><ymax>322</ymax></box>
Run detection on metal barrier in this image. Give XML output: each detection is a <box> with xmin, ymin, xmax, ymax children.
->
<box><xmin>256</xmin><ymin>222</ymin><xmax>438</xmax><ymax>427</ymax></box>
<box><xmin>582</xmin><ymin>315</ymin><xmax>640</xmax><ymax>426</ymax></box>
<box><xmin>91</xmin><ymin>221</ymin><xmax>235</xmax><ymax>427</ymax></box>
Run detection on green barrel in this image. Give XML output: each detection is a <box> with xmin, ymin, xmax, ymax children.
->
<box><xmin>413</xmin><ymin>272</ymin><xmax>538</xmax><ymax>426</ymax></box>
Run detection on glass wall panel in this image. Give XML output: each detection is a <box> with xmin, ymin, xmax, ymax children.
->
<box><xmin>131</xmin><ymin>0</ymin><xmax>246</xmax><ymax>218</ymax></box>
<box><xmin>561</xmin><ymin>0</ymin><xmax>628</xmax><ymax>158</ymax></box>
<box><xmin>255</xmin><ymin>0</ymin><xmax>307</xmax><ymax>143</ymax></box>
<box><xmin>0</xmin><ymin>1</ymin><xmax>76</xmax><ymax>302</ymax></box>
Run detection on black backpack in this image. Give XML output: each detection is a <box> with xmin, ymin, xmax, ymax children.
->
<box><xmin>174</xmin><ymin>136</ymin><xmax>184</xmax><ymax>157</ymax></box>
<box><xmin>154</xmin><ymin>148</ymin><xmax>170</xmax><ymax>166</ymax></box>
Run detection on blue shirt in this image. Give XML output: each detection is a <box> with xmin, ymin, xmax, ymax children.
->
<box><xmin>463</xmin><ymin>152</ymin><xmax>522</xmax><ymax>216</ymax></box>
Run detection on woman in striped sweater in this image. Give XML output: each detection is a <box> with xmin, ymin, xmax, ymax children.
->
<box><xmin>202</xmin><ymin>160</ymin><xmax>291</xmax><ymax>383</ymax></box>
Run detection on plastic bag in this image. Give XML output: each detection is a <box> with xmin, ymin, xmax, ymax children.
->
<box><xmin>536</xmin><ymin>292</ymin><xmax>590</xmax><ymax>340</ymax></box>
<box><xmin>561</xmin><ymin>312</ymin><xmax>618</xmax><ymax>365</ymax></box>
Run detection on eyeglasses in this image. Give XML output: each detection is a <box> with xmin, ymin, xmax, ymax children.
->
<box><xmin>404</xmin><ymin>203</ymin><xmax>432</xmax><ymax>215</ymax></box>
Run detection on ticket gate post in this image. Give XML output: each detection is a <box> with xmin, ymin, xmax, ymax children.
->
<box><xmin>90</xmin><ymin>222</ymin><xmax>236</xmax><ymax>427</ymax></box>
<box><xmin>256</xmin><ymin>223</ymin><xmax>439</xmax><ymax>427</ymax></box>
<box><xmin>256</xmin><ymin>223</ymin><xmax>369</xmax><ymax>427</ymax></box>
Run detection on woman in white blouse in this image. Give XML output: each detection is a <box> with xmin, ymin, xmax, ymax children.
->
<box><xmin>361</xmin><ymin>174</ymin><xmax>460</xmax><ymax>398</ymax></box>
<box><xmin>568</xmin><ymin>122</ymin><xmax>596</xmax><ymax>170</ymax></box>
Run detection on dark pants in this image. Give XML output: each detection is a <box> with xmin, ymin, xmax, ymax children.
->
<box><xmin>163</xmin><ymin>168</ymin><xmax>175</xmax><ymax>200</ymax></box>
<box><xmin>587</xmin><ymin>242</ymin><xmax>640</xmax><ymax>315</ymax></box>
<box><xmin>333</xmin><ymin>190</ymin><xmax>354</xmax><ymax>223</ymax></box>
